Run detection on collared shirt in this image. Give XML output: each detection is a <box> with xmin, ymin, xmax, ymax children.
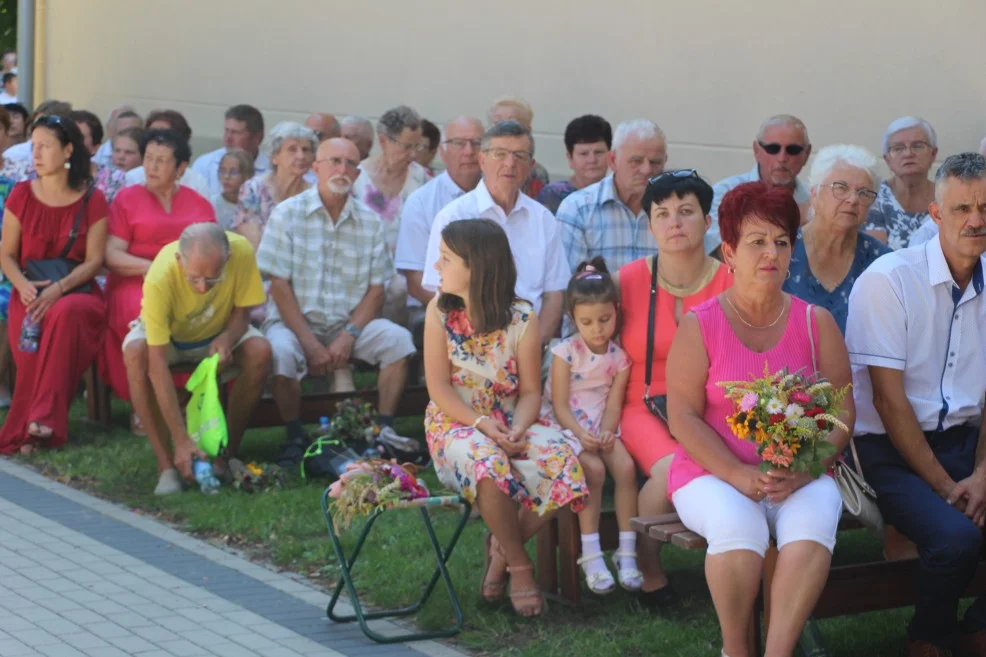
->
<box><xmin>191</xmin><ymin>147</ymin><xmax>271</xmax><ymax>196</ymax></box>
<box><xmin>394</xmin><ymin>171</ymin><xmax>469</xmax><ymax>308</ymax></box>
<box><xmin>256</xmin><ymin>186</ymin><xmax>393</xmax><ymax>330</ymax></box>
<box><xmin>421</xmin><ymin>180</ymin><xmax>570</xmax><ymax>314</ymax></box>
<box><xmin>784</xmin><ymin>229</ymin><xmax>891</xmax><ymax>334</ymax></box>
<box><xmin>846</xmin><ymin>237</ymin><xmax>986</xmax><ymax>436</ymax></box>
<box><xmin>707</xmin><ymin>165</ymin><xmax>810</xmax><ymax>253</ymax></box>
<box><xmin>555</xmin><ymin>175</ymin><xmax>658</xmax><ymax>272</ymax></box>
<box><xmin>908</xmin><ymin>217</ymin><xmax>939</xmax><ymax>248</ymax></box>
<box><xmin>93</xmin><ymin>140</ymin><xmax>113</xmax><ymax>167</ymax></box>
<box><xmin>124</xmin><ymin>166</ymin><xmax>212</xmax><ymax>198</ymax></box>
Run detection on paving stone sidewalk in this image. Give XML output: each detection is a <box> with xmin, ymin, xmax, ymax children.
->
<box><xmin>0</xmin><ymin>458</ymin><xmax>469</xmax><ymax>657</ymax></box>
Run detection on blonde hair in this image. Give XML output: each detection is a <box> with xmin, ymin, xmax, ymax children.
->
<box><xmin>488</xmin><ymin>96</ymin><xmax>534</xmax><ymax>128</ymax></box>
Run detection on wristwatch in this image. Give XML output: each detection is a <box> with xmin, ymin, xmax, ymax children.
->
<box><xmin>343</xmin><ymin>322</ymin><xmax>362</xmax><ymax>339</ymax></box>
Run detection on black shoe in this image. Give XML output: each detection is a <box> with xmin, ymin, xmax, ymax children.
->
<box><xmin>637</xmin><ymin>583</ymin><xmax>676</xmax><ymax>611</ymax></box>
<box><xmin>276</xmin><ymin>434</ymin><xmax>311</xmax><ymax>470</ymax></box>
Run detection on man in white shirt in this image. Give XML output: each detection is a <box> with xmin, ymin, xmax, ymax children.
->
<box><xmin>395</xmin><ymin>115</ymin><xmax>484</xmax><ymax>328</ymax></box>
<box><xmin>92</xmin><ymin>106</ymin><xmax>141</xmax><ymax>167</ymax></box>
<box><xmin>191</xmin><ymin>105</ymin><xmax>268</xmax><ymax>196</ymax></box>
<box><xmin>845</xmin><ymin>152</ymin><xmax>986</xmax><ymax>657</ymax></box>
<box><xmin>124</xmin><ymin>109</ymin><xmax>211</xmax><ymax>197</ymax></box>
<box><xmin>422</xmin><ymin>120</ymin><xmax>569</xmax><ymax>345</ymax></box>
<box><xmin>706</xmin><ymin>114</ymin><xmax>812</xmax><ymax>254</ymax></box>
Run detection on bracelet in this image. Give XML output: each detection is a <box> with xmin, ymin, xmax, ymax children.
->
<box><xmin>56</xmin><ymin>281</ymin><xmax>64</xmax><ymax>294</ymax></box>
<box><xmin>470</xmin><ymin>415</ymin><xmax>489</xmax><ymax>429</ymax></box>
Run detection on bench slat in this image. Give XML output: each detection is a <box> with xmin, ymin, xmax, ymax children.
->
<box><xmin>648</xmin><ymin>523</ymin><xmax>688</xmax><ymax>541</ymax></box>
<box><xmin>630</xmin><ymin>513</ymin><xmax>682</xmax><ymax>533</ymax></box>
<box><xmin>671</xmin><ymin>530</ymin><xmax>707</xmax><ymax>549</ymax></box>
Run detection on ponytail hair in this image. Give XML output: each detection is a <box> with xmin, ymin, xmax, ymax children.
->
<box><xmin>566</xmin><ymin>256</ymin><xmax>619</xmax><ymax>316</ymax></box>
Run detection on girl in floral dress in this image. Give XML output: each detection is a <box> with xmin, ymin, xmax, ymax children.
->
<box><xmin>423</xmin><ymin>218</ymin><xmax>588</xmax><ymax>617</ymax></box>
<box><xmin>540</xmin><ymin>257</ymin><xmax>641</xmax><ymax>595</ymax></box>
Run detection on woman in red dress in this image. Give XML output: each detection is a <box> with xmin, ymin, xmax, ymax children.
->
<box><xmin>0</xmin><ymin>115</ymin><xmax>109</xmax><ymax>455</ymax></box>
<box><xmin>100</xmin><ymin>129</ymin><xmax>216</xmax><ymax>424</ymax></box>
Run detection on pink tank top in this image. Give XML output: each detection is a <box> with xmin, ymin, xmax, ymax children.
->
<box><xmin>666</xmin><ymin>295</ymin><xmax>818</xmax><ymax>498</ymax></box>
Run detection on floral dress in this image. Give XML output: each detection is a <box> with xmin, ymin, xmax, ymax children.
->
<box><xmin>863</xmin><ymin>180</ymin><xmax>931</xmax><ymax>250</ymax></box>
<box><xmin>351</xmin><ymin>161</ymin><xmax>430</xmax><ymax>254</ymax></box>
<box><xmin>425</xmin><ymin>302</ymin><xmax>589</xmax><ymax>515</ymax></box>
<box><xmin>539</xmin><ymin>334</ymin><xmax>631</xmax><ymax>453</ymax></box>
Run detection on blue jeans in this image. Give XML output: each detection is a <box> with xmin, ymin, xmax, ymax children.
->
<box><xmin>855</xmin><ymin>425</ymin><xmax>986</xmax><ymax>644</ymax></box>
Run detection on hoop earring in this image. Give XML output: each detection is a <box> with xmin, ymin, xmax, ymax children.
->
<box><xmin>727</xmin><ymin>266</ymin><xmax>735</xmax><ymax>274</ymax></box>
<box><xmin>785</xmin><ymin>270</ymin><xmax>791</xmax><ymax>280</ymax></box>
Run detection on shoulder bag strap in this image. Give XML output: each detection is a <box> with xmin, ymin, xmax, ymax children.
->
<box><xmin>806</xmin><ymin>302</ymin><xmax>866</xmax><ymax>478</ymax></box>
<box><xmin>644</xmin><ymin>255</ymin><xmax>659</xmax><ymax>399</ymax></box>
<box><xmin>57</xmin><ymin>185</ymin><xmax>94</xmax><ymax>260</ymax></box>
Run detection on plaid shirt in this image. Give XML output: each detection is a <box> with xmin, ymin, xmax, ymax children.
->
<box><xmin>256</xmin><ymin>187</ymin><xmax>393</xmax><ymax>330</ymax></box>
<box><xmin>555</xmin><ymin>175</ymin><xmax>657</xmax><ymax>271</ymax></box>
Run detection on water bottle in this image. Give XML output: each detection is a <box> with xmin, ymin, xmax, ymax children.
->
<box><xmin>18</xmin><ymin>316</ymin><xmax>40</xmax><ymax>353</ymax></box>
<box><xmin>320</xmin><ymin>416</ymin><xmax>330</xmax><ymax>435</ymax></box>
<box><xmin>193</xmin><ymin>457</ymin><xmax>221</xmax><ymax>495</ymax></box>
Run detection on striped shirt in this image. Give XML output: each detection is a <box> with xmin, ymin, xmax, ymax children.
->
<box><xmin>555</xmin><ymin>175</ymin><xmax>657</xmax><ymax>271</ymax></box>
<box><xmin>256</xmin><ymin>187</ymin><xmax>393</xmax><ymax>330</ymax></box>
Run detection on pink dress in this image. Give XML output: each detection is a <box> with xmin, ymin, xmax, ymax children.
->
<box><xmin>666</xmin><ymin>295</ymin><xmax>818</xmax><ymax>498</ymax></box>
<box><xmin>99</xmin><ymin>185</ymin><xmax>216</xmax><ymax>400</ymax></box>
<box><xmin>539</xmin><ymin>334</ymin><xmax>631</xmax><ymax>453</ymax></box>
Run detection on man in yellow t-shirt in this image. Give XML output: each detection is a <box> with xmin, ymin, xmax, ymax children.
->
<box><xmin>123</xmin><ymin>223</ymin><xmax>271</xmax><ymax>495</ymax></box>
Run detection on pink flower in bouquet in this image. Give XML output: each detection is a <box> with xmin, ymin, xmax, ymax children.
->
<box><xmin>740</xmin><ymin>392</ymin><xmax>759</xmax><ymax>412</ymax></box>
<box><xmin>328</xmin><ymin>480</ymin><xmax>344</xmax><ymax>499</ymax></box>
<box><xmin>790</xmin><ymin>391</ymin><xmax>812</xmax><ymax>405</ymax></box>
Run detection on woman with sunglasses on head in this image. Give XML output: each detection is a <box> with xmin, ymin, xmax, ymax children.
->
<box><xmin>615</xmin><ymin>169</ymin><xmax>733</xmax><ymax>608</ymax></box>
<box><xmin>863</xmin><ymin>117</ymin><xmax>938</xmax><ymax>250</ymax></box>
<box><xmin>784</xmin><ymin>145</ymin><xmax>890</xmax><ymax>334</ymax></box>
<box><xmin>100</xmin><ymin>129</ymin><xmax>217</xmax><ymax>434</ymax></box>
<box><xmin>0</xmin><ymin>115</ymin><xmax>109</xmax><ymax>455</ymax></box>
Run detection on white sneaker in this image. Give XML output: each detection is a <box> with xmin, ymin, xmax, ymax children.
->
<box><xmin>154</xmin><ymin>469</ymin><xmax>182</xmax><ymax>496</ymax></box>
<box><xmin>378</xmin><ymin>425</ymin><xmax>422</xmax><ymax>453</ymax></box>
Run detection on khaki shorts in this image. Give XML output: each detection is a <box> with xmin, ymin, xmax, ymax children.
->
<box><xmin>123</xmin><ymin>320</ymin><xmax>267</xmax><ymax>380</ymax></box>
<box><xmin>265</xmin><ymin>319</ymin><xmax>416</xmax><ymax>381</ymax></box>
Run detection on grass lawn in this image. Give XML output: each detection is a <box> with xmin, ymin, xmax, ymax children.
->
<box><xmin>5</xmin><ymin>399</ymin><xmax>925</xmax><ymax>656</ymax></box>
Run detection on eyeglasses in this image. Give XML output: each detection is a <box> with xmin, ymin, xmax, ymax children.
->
<box><xmin>443</xmin><ymin>138</ymin><xmax>482</xmax><ymax>151</ymax></box>
<box><xmin>887</xmin><ymin>141</ymin><xmax>931</xmax><ymax>157</ymax></box>
<box><xmin>387</xmin><ymin>135</ymin><xmax>425</xmax><ymax>153</ymax></box>
<box><xmin>758</xmin><ymin>141</ymin><xmax>806</xmax><ymax>156</ymax></box>
<box><xmin>828</xmin><ymin>181</ymin><xmax>878</xmax><ymax>204</ymax></box>
<box><xmin>648</xmin><ymin>169</ymin><xmax>699</xmax><ymax>184</ymax></box>
<box><xmin>482</xmin><ymin>148</ymin><xmax>533</xmax><ymax>163</ymax></box>
<box><xmin>218</xmin><ymin>168</ymin><xmax>242</xmax><ymax>178</ymax></box>
<box><xmin>316</xmin><ymin>156</ymin><xmax>360</xmax><ymax>170</ymax></box>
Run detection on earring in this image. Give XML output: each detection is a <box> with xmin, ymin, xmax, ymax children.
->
<box><xmin>785</xmin><ymin>270</ymin><xmax>791</xmax><ymax>280</ymax></box>
<box><xmin>64</xmin><ymin>161</ymin><xmax>70</xmax><ymax>169</ymax></box>
<box><xmin>727</xmin><ymin>266</ymin><xmax>735</xmax><ymax>274</ymax></box>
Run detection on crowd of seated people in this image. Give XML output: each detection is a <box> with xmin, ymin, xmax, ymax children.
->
<box><xmin>0</xmin><ymin>93</ymin><xmax>983</xmax><ymax>657</ymax></box>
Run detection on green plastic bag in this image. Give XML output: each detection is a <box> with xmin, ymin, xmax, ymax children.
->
<box><xmin>185</xmin><ymin>354</ymin><xmax>228</xmax><ymax>457</ymax></box>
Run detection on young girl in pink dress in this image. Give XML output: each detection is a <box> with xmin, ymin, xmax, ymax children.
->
<box><xmin>539</xmin><ymin>257</ymin><xmax>641</xmax><ymax>595</ymax></box>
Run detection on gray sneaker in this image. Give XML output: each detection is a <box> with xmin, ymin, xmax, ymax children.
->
<box><xmin>154</xmin><ymin>469</ymin><xmax>182</xmax><ymax>496</ymax></box>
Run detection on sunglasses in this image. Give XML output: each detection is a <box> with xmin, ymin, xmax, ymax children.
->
<box><xmin>758</xmin><ymin>141</ymin><xmax>806</xmax><ymax>156</ymax></box>
<box><xmin>30</xmin><ymin>114</ymin><xmax>66</xmax><ymax>134</ymax></box>
<box><xmin>648</xmin><ymin>168</ymin><xmax>699</xmax><ymax>185</ymax></box>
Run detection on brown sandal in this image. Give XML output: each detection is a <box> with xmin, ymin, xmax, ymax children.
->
<box><xmin>480</xmin><ymin>532</ymin><xmax>507</xmax><ymax>602</ymax></box>
<box><xmin>506</xmin><ymin>564</ymin><xmax>546</xmax><ymax>617</ymax></box>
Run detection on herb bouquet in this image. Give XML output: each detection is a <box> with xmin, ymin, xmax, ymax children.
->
<box><xmin>327</xmin><ymin>460</ymin><xmax>430</xmax><ymax>531</ymax></box>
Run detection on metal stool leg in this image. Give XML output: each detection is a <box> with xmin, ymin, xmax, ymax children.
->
<box><xmin>321</xmin><ymin>491</ymin><xmax>472</xmax><ymax>643</ymax></box>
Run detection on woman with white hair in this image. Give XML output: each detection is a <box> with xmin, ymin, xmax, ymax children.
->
<box><xmin>784</xmin><ymin>145</ymin><xmax>890</xmax><ymax>333</ymax></box>
<box><xmin>231</xmin><ymin>121</ymin><xmax>317</xmax><ymax>250</ymax></box>
<box><xmin>863</xmin><ymin>117</ymin><xmax>938</xmax><ymax>250</ymax></box>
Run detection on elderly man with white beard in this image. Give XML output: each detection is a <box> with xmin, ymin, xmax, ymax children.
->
<box><xmin>256</xmin><ymin>138</ymin><xmax>417</xmax><ymax>469</ymax></box>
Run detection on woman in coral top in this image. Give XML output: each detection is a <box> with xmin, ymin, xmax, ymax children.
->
<box><xmin>617</xmin><ymin>170</ymin><xmax>732</xmax><ymax>607</ymax></box>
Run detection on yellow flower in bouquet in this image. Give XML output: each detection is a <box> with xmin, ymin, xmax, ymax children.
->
<box><xmin>718</xmin><ymin>364</ymin><xmax>851</xmax><ymax>478</ymax></box>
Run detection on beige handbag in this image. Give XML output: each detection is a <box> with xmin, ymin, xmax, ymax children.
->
<box><xmin>806</xmin><ymin>304</ymin><xmax>884</xmax><ymax>537</ymax></box>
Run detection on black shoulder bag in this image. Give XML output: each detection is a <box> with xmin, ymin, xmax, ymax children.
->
<box><xmin>24</xmin><ymin>186</ymin><xmax>94</xmax><ymax>294</ymax></box>
<box><xmin>643</xmin><ymin>255</ymin><xmax>669</xmax><ymax>423</ymax></box>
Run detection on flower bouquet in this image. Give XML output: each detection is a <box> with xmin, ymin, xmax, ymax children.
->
<box><xmin>327</xmin><ymin>459</ymin><xmax>430</xmax><ymax>531</ymax></box>
<box><xmin>719</xmin><ymin>364</ymin><xmax>851</xmax><ymax>478</ymax></box>
<box><xmin>232</xmin><ymin>462</ymin><xmax>285</xmax><ymax>493</ymax></box>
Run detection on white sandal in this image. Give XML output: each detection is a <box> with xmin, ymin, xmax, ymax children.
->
<box><xmin>577</xmin><ymin>552</ymin><xmax>615</xmax><ymax>595</ymax></box>
<box><xmin>612</xmin><ymin>550</ymin><xmax>643</xmax><ymax>591</ymax></box>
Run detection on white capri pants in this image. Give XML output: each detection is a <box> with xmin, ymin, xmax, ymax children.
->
<box><xmin>671</xmin><ymin>474</ymin><xmax>842</xmax><ymax>557</ymax></box>
<box><xmin>265</xmin><ymin>319</ymin><xmax>416</xmax><ymax>380</ymax></box>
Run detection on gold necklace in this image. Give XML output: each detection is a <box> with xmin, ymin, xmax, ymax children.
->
<box><xmin>656</xmin><ymin>256</ymin><xmax>719</xmax><ymax>297</ymax></box>
<box><xmin>724</xmin><ymin>293</ymin><xmax>787</xmax><ymax>330</ymax></box>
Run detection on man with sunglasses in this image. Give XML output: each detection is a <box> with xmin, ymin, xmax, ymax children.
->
<box><xmin>706</xmin><ymin>114</ymin><xmax>812</xmax><ymax>254</ymax></box>
<box><xmin>123</xmin><ymin>223</ymin><xmax>271</xmax><ymax>495</ymax></box>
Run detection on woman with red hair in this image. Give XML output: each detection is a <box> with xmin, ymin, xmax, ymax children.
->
<box><xmin>665</xmin><ymin>181</ymin><xmax>854</xmax><ymax>657</ymax></box>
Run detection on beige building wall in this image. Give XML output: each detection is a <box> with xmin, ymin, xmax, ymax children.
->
<box><xmin>38</xmin><ymin>0</ymin><xmax>986</xmax><ymax>184</ymax></box>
